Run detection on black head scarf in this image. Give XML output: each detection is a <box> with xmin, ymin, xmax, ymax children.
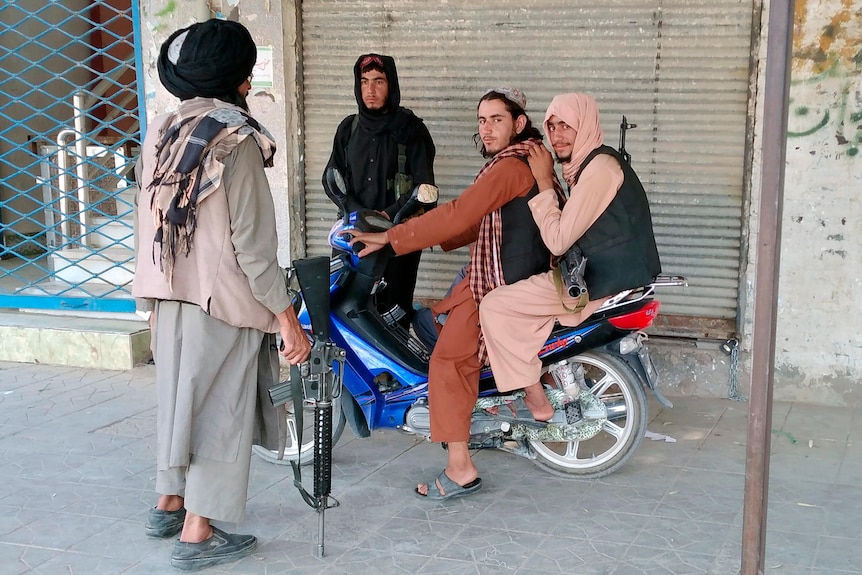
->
<box><xmin>157</xmin><ymin>19</ymin><xmax>256</xmax><ymax>103</ymax></box>
<box><xmin>353</xmin><ymin>53</ymin><xmax>413</xmax><ymax>137</ymax></box>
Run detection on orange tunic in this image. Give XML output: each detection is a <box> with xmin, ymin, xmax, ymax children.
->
<box><xmin>386</xmin><ymin>157</ymin><xmax>536</xmax><ymax>442</ymax></box>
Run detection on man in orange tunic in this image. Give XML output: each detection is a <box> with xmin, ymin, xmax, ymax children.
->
<box><xmin>348</xmin><ymin>88</ymin><xmax>562</xmax><ymax>499</ymax></box>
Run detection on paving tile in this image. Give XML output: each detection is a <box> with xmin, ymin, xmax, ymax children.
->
<box><xmin>634</xmin><ymin>436</ymin><xmax>701</xmax><ymax>468</ymax></box>
<box><xmin>304</xmin><ymin>546</ymin><xmax>430</xmax><ymax>575</ymax></box>
<box><xmin>0</xmin><ymin>477</ymin><xmax>86</xmax><ymax>513</ymax></box>
<box><xmin>762</xmin><ymin>530</ymin><xmax>817</xmax><ymax>569</ymax></box>
<box><xmin>821</xmin><ymin>484</ymin><xmax>862</xmax><ymax>539</ymax></box>
<box><xmin>836</xmin><ymin>459</ymin><xmax>862</xmax><ymax>486</ymax></box>
<box><xmin>105</xmin><ymin>553</ymin><xmax>174</xmax><ymax>575</ymax></box>
<box><xmin>216</xmin><ymin>538</ymin><xmax>352</xmax><ymax>575</ymax></box>
<box><xmin>29</xmin><ymin>551</ymin><xmax>143</xmax><ymax>574</ymax></box>
<box><xmin>648</xmin><ymin>398</ymin><xmax>728</xmax><ymax>429</ymax></box>
<box><xmin>652</xmin><ymin>491</ymin><xmax>741</xmax><ymax>524</ymax></box>
<box><xmin>779</xmin><ymin>403</ymin><xmax>854</xmax><ymax>444</ymax></box>
<box><xmin>769</xmin><ymin>452</ymin><xmax>842</xmax><ymax>485</ymax></box>
<box><xmin>281</xmin><ymin>485</ymin><xmax>412</xmax><ymax>549</ymax></box>
<box><xmin>685</xmin><ymin>436</ymin><xmax>747</xmax><ymax>474</ymax></box>
<box><xmin>551</xmin><ymin>510</ymin><xmax>653</xmax><ymax>545</ymax></box>
<box><xmin>631</xmin><ymin>516</ymin><xmax>735</xmax><ymax>556</ymax></box>
<box><xmin>433</xmin><ymin>525</ymin><xmax>541</xmax><ymax>571</ymax></box>
<box><xmin>759</xmin><ymin>564</ymin><xmax>813</xmax><ymax>575</ymax></box>
<box><xmin>0</xmin><ymin>504</ymin><xmax>42</xmax><ymax>537</ymax></box>
<box><xmin>615</xmin><ymin>546</ymin><xmax>717</xmax><ymax>574</ymax></box>
<box><xmin>52</xmin><ymin>486</ymin><xmax>149</xmax><ymax>520</ymax></box>
<box><xmin>415</xmin><ymin>557</ymin><xmax>483</xmax><ymax>574</ymax></box>
<box><xmin>0</xmin><ymin>361</ymin><xmax>859</xmax><ymax>575</ymax></box>
<box><xmin>709</xmin><ymin>539</ymin><xmax>742</xmax><ymax>575</ymax></box>
<box><xmin>519</xmin><ymin>534</ymin><xmax>625</xmax><ymax>573</ymax></box>
<box><xmin>813</xmin><ymin>535</ymin><xmax>862</xmax><ymax>574</ymax></box>
<box><xmin>667</xmin><ymin>468</ymin><xmax>745</xmax><ymax>501</ymax></box>
<box><xmin>0</xmin><ymin>541</ymin><xmax>62</xmax><ymax>575</ymax></box>
<box><xmin>2</xmin><ymin>512</ymin><xmax>116</xmax><ymax>550</ymax></box>
<box><xmin>593</xmin><ymin>457</ymin><xmax>684</xmax><ymax>490</ymax></box>
<box><xmin>579</xmin><ymin>479</ymin><xmax>667</xmax><ymax>517</ymax></box>
<box><xmin>352</xmin><ymin>516</ymin><xmax>462</xmax><ymax>557</ymax></box>
<box><xmin>765</xmin><ymin>495</ymin><xmax>828</xmax><ymax>536</ymax></box>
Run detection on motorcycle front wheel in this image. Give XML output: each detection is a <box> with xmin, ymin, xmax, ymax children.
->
<box><xmin>531</xmin><ymin>350</ymin><xmax>648</xmax><ymax>478</ymax></box>
<box><xmin>252</xmin><ymin>379</ymin><xmax>347</xmax><ymax>466</ymax></box>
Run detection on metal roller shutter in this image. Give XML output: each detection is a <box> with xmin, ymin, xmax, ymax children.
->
<box><xmin>299</xmin><ymin>0</ymin><xmax>754</xmax><ymax>337</ymax></box>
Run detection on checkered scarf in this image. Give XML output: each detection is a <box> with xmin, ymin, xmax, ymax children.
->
<box><xmin>148</xmin><ymin>99</ymin><xmax>276</xmax><ymax>287</ymax></box>
<box><xmin>468</xmin><ymin>138</ymin><xmax>564</xmax><ymax>363</ymax></box>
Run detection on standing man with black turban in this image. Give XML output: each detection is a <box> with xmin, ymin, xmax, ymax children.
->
<box><xmin>323</xmin><ymin>53</ymin><xmax>436</xmax><ymax>328</ymax></box>
<box><xmin>132</xmin><ymin>19</ymin><xmax>310</xmax><ymax>571</ymax></box>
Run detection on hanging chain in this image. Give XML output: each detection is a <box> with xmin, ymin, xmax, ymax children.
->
<box><xmin>721</xmin><ymin>337</ymin><xmax>745</xmax><ymax>401</ymax></box>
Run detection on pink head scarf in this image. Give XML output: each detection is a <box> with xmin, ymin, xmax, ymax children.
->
<box><xmin>543</xmin><ymin>93</ymin><xmax>604</xmax><ymax>187</ymax></box>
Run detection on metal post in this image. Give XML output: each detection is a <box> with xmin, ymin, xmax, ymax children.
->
<box><xmin>72</xmin><ymin>92</ymin><xmax>90</xmax><ymax>244</ymax></box>
<box><xmin>741</xmin><ymin>1</ymin><xmax>794</xmax><ymax>573</ymax></box>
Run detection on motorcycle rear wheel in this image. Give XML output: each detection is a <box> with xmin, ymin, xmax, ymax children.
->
<box><xmin>530</xmin><ymin>350</ymin><xmax>647</xmax><ymax>478</ymax></box>
<box><xmin>252</xmin><ymin>380</ymin><xmax>347</xmax><ymax>466</ymax></box>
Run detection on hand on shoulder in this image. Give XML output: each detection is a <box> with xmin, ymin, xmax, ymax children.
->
<box><xmin>526</xmin><ymin>143</ymin><xmax>556</xmax><ymax>191</ymax></box>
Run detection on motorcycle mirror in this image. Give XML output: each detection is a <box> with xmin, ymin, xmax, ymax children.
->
<box><xmin>413</xmin><ymin>183</ymin><xmax>439</xmax><ymax>205</ymax></box>
<box><xmin>392</xmin><ymin>183</ymin><xmax>439</xmax><ymax>224</ymax></box>
<box><xmin>323</xmin><ymin>167</ymin><xmax>349</xmax><ymax>220</ymax></box>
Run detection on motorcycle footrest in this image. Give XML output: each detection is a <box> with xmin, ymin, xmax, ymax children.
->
<box><xmin>564</xmin><ymin>401</ymin><xmax>584</xmax><ymax>425</ymax></box>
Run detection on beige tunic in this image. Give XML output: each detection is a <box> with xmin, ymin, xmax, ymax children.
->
<box><xmin>135</xmin><ymin>133</ymin><xmax>288</xmax><ymax>521</ymax></box>
<box><xmin>479</xmin><ymin>155</ymin><xmax>623</xmax><ymax>392</ymax></box>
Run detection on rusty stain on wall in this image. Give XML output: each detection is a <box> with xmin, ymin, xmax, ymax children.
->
<box><xmin>788</xmin><ymin>0</ymin><xmax>861</xmax><ymax>157</ymax></box>
<box><xmin>793</xmin><ymin>0</ymin><xmax>860</xmax><ymax>75</ymax></box>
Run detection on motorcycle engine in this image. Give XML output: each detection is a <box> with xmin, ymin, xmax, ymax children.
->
<box><xmin>403</xmin><ymin>400</ymin><xmax>431</xmax><ymax>435</ymax></box>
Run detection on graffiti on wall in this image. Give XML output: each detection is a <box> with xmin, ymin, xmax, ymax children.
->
<box><xmin>788</xmin><ymin>0</ymin><xmax>862</xmax><ymax>158</ymax></box>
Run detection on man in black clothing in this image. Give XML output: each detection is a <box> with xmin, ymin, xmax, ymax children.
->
<box><xmin>323</xmin><ymin>53</ymin><xmax>436</xmax><ymax>328</ymax></box>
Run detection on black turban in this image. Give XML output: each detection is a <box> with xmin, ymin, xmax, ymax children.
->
<box><xmin>157</xmin><ymin>19</ymin><xmax>256</xmax><ymax>100</ymax></box>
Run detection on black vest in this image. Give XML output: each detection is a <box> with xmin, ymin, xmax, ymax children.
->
<box><xmin>499</xmin><ymin>159</ymin><xmax>552</xmax><ymax>285</ymax></box>
<box><xmin>573</xmin><ymin>145</ymin><xmax>661</xmax><ymax>299</ymax></box>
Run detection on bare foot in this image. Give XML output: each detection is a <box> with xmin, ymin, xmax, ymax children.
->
<box><xmin>523</xmin><ymin>382</ymin><xmax>554</xmax><ymax>421</ymax></box>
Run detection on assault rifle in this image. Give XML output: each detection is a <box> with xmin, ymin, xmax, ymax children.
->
<box><xmin>270</xmin><ymin>256</ymin><xmax>343</xmax><ymax>558</ymax></box>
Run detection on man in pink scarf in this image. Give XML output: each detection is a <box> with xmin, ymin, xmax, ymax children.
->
<box><xmin>479</xmin><ymin>93</ymin><xmax>661</xmax><ymax>403</ymax></box>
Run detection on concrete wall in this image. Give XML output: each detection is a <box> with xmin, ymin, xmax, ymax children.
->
<box><xmin>137</xmin><ymin>0</ymin><xmax>297</xmax><ymax>263</ymax></box>
<box><xmin>736</xmin><ymin>0</ymin><xmax>862</xmax><ymax>406</ymax></box>
<box><xmin>778</xmin><ymin>0</ymin><xmax>861</xmax><ymax>404</ymax></box>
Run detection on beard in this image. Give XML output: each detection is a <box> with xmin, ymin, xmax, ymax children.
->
<box><xmin>555</xmin><ymin>152</ymin><xmax>571</xmax><ymax>163</ymax></box>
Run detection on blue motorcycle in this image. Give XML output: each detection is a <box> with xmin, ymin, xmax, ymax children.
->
<box><xmin>254</xmin><ymin>171</ymin><xmax>684</xmax><ymax>479</ymax></box>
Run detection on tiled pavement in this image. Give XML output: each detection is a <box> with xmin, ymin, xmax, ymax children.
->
<box><xmin>0</xmin><ymin>360</ymin><xmax>860</xmax><ymax>574</ymax></box>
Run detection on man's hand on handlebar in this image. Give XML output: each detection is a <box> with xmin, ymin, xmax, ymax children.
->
<box><xmin>342</xmin><ymin>230</ymin><xmax>389</xmax><ymax>258</ymax></box>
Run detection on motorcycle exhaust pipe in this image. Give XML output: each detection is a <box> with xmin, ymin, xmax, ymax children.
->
<box><xmin>604</xmin><ymin>399</ymin><xmax>627</xmax><ymax>421</ymax></box>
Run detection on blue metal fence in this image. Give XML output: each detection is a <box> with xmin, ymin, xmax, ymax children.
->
<box><xmin>0</xmin><ymin>0</ymin><xmax>142</xmax><ymax>313</ymax></box>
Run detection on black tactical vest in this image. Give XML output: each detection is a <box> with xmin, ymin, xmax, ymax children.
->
<box><xmin>499</xmin><ymin>159</ymin><xmax>553</xmax><ymax>285</ymax></box>
<box><xmin>573</xmin><ymin>145</ymin><xmax>661</xmax><ymax>299</ymax></box>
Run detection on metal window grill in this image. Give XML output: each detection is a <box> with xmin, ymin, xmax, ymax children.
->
<box><xmin>0</xmin><ymin>0</ymin><xmax>143</xmax><ymax>314</ymax></box>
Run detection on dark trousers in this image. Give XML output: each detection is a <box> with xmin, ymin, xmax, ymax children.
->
<box><xmin>376</xmin><ymin>250</ymin><xmax>422</xmax><ymax>328</ymax></box>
